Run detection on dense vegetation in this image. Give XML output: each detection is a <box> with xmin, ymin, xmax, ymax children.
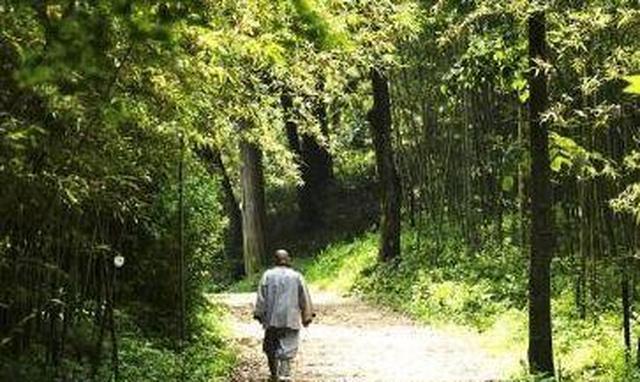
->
<box><xmin>1</xmin><ymin>0</ymin><xmax>639</xmax><ymax>381</ymax></box>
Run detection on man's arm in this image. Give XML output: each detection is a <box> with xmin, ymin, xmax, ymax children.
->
<box><xmin>253</xmin><ymin>273</ymin><xmax>267</xmax><ymax>323</ymax></box>
<box><xmin>298</xmin><ymin>275</ymin><xmax>315</xmax><ymax>327</ymax></box>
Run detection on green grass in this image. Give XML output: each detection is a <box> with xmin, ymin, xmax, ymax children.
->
<box><xmin>293</xmin><ymin>224</ymin><xmax>640</xmax><ymax>382</ymax></box>
<box><xmin>224</xmin><ymin>213</ymin><xmax>638</xmax><ymax>381</ymax></box>
<box><xmin>226</xmin><ymin>234</ymin><xmax>377</xmax><ymax>293</ymax></box>
<box><xmin>301</xmin><ymin>232</ymin><xmax>377</xmax><ymax>291</ymax></box>
<box><xmin>118</xmin><ymin>301</ymin><xmax>235</xmax><ymax>382</ymax></box>
<box><xmin>1</xmin><ymin>301</ymin><xmax>235</xmax><ymax>382</ymax></box>
<box><xmin>227</xmin><ymin>271</ymin><xmax>262</xmax><ymax>293</ymax></box>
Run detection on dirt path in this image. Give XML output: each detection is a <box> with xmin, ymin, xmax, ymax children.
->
<box><xmin>215</xmin><ymin>291</ymin><xmax>513</xmax><ymax>382</ymax></box>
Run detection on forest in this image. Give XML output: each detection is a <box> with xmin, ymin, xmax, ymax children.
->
<box><xmin>1</xmin><ymin>0</ymin><xmax>639</xmax><ymax>381</ymax></box>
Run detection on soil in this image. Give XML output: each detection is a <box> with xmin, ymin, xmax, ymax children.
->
<box><xmin>215</xmin><ymin>291</ymin><xmax>513</xmax><ymax>382</ymax></box>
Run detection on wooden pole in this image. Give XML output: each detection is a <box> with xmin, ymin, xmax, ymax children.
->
<box><xmin>178</xmin><ymin>133</ymin><xmax>186</xmax><ymax>345</ymax></box>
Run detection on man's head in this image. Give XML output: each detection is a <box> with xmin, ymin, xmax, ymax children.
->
<box><xmin>274</xmin><ymin>249</ymin><xmax>291</xmax><ymax>266</ymax></box>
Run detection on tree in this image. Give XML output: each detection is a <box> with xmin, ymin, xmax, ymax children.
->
<box><xmin>299</xmin><ymin>84</ymin><xmax>334</xmax><ymax>229</ymax></box>
<box><xmin>196</xmin><ymin>144</ymin><xmax>244</xmax><ymax>277</ymax></box>
<box><xmin>239</xmin><ymin>125</ymin><xmax>268</xmax><ymax>277</ymax></box>
<box><xmin>527</xmin><ymin>8</ymin><xmax>555</xmax><ymax>376</ymax></box>
<box><xmin>368</xmin><ymin>67</ymin><xmax>402</xmax><ymax>261</ymax></box>
<box><xmin>281</xmin><ymin>91</ymin><xmax>333</xmax><ymax>229</ymax></box>
<box><xmin>313</xmin><ymin>80</ymin><xmax>335</xmax><ymax>183</ymax></box>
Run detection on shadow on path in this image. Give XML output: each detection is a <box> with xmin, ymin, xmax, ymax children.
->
<box><xmin>214</xmin><ymin>291</ymin><xmax>513</xmax><ymax>382</ymax></box>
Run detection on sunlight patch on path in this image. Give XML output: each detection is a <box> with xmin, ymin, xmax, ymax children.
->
<box><xmin>215</xmin><ymin>291</ymin><xmax>515</xmax><ymax>382</ymax></box>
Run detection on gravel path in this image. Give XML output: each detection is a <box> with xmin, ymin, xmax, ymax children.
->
<box><xmin>215</xmin><ymin>291</ymin><xmax>513</xmax><ymax>382</ymax></box>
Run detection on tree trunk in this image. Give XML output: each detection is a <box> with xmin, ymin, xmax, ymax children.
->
<box><xmin>281</xmin><ymin>93</ymin><xmax>302</xmax><ymax>159</ymax></box>
<box><xmin>367</xmin><ymin>67</ymin><xmax>401</xmax><ymax>262</ymax></box>
<box><xmin>299</xmin><ymin>134</ymin><xmax>330</xmax><ymax>228</ymax></box>
<box><xmin>281</xmin><ymin>92</ymin><xmax>333</xmax><ymax>229</ymax></box>
<box><xmin>517</xmin><ymin>103</ymin><xmax>529</xmax><ymax>249</ymax></box>
<box><xmin>240</xmin><ymin>132</ymin><xmax>267</xmax><ymax>277</ymax></box>
<box><xmin>196</xmin><ymin>145</ymin><xmax>244</xmax><ymax>277</ymax></box>
<box><xmin>605</xmin><ymin>211</ymin><xmax>631</xmax><ymax>355</ymax></box>
<box><xmin>527</xmin><ymin>10</ymin><xmax>555</xmax><ymax>376</ymax></box>
<box><xmin>313</xmin><ymin>80</ymin><xmax>334</xmax><ymax>181</ymax></box>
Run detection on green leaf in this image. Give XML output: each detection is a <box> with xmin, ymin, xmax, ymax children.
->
<box><xmin>511</xmin><ymin>77</ymin><xmax>526</xmax><ymax>92</ymax></box>
<box><xmin>623</xmin><ymin>75</ymin><xmax>640</xmax><ymax>94</ymax></box>
<box><xmin>518</xmin><ymin>89</ymin><xmax>530</xmax><ymax>104</ymax></box>
<box><xmin>550</xmin><ymin>156</ymin><xmax>572</xmax><ymax>173</ymax></box>
<box><xmin>501</xmin><ymin>176</ymin><xmax>514</xmax><ymax>192</ymax></box>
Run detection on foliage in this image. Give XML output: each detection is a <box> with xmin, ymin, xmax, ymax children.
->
<box><xmin>302</xmin><ymin>225</ymin><xmax>640</xmax><ymax>381</ymax></box>
<box><xmin>302</xmin><ymin>232</ymin><xmax>377</xmax><ymax>292</ymax></box>
<box><xmin>0</xmin><ymin>302</ymin><xmax>234</xmax><ymax>382</ymax></box>
<box><xmin>387</xmin><ymin>1</ymin><xmax>640</xmax><ymax>377</ymax></box>
<box><xmin>0</xmin><ymin>0</ymin><xmax>233</xmax><ymax>375</ymax></box>
<box><xmin>623</xmin><ymin>75</ymin><xmax>640</xmax><ymax>94</ymax></box>
<box><xmin>352</xmin><ymin>224</ymin><xmax>525</xmax><ymax>329</ymax></box>
<box><xmin>2</xmin><ymin>0</ymin><xmax>640</xmax><ymax>379</ymax></box>
<box><xmin>121</xmin><ymin>154</ymin><xmax>228</xmax><ymax>337</ymax></box>
<box><xmin>119</xmin><ymin>304</ymin><xmax>234</xmax><ymax>382</ymax></box>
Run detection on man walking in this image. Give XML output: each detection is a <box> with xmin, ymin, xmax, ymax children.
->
<box><xmin>254</xmin><ymin>249</ymin><xmax>314</xmax><ymax>381</ymax></box>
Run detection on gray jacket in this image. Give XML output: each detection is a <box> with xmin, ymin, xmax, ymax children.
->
<box><xmin>253</xmin><ymin>266</ymin><xmax>314</xmax><ymax>330</ymax></box>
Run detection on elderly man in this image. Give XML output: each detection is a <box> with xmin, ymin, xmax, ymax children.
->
<box><xmin>253</xmin><ymin>249</ymin><xmax>314</xmax><ymax>382</ymax></box>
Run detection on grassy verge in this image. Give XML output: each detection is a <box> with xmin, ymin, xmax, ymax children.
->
<box><xmin>298</xmin><ymin>227</ymin><xmax>639</xmax><ymax>382</ymax></box>
<box><xmin>301</xmin><ymin>233</ymin><xmax>378</xmax><ymax>292</ymax></box>
<box><xmin>1</xmin><ymin>301</ymin><xmax>235</xmax><ymax>382</ymax></box>
<box><xmin>119</xmin><ymin>301</ymin><xmax>236</xmax><ymax>382</ymax></box>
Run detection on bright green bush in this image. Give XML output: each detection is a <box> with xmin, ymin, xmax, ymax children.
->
<box><xmin>351</xmin><ymin>224</ymin><xmax>524</xmax><ymax>329</ymax></box>
<box><xmin>303</xmin><ymin>233</ymin><xmax>377</xmax><ymax>291</ymax></box>
<box><xmin>302</xmin><ymin>222</ymin><xmax>637</xmax><ymax>381</ymax></box>
<box><xmin>119</xmin><ymin>303</ymin><xmax>234</xmax><ymax>382</ymax></box>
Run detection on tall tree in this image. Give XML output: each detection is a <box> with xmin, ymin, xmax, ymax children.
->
<box><xmin>239</xmin><ymin>125</ymin><xmax>267</xmax><ymax>276</ymax></box>
<box><xmin>368</xmin><ymin>67</ymin><xmax>402</xmax><ymax>261</ymax></box>
<box><xmin>527</xmin><ymin>8</ymin><xmax>555</xmax><ymax>376</ymax></box>
<box><xmin>196</xmin><ymin>145</ymin><xmax>244</xmax><ymax>277</ymax></box>
<box><xmin>313</xmin><ymin>80</ymin><xmax>335</xmax><ymax>182</ymax></box>
<box><xmin>281</xmin><ymin>91</ymin><xmax>333</xmax><ymax>229</ymax></box>
<box><xmin>299</xmin><ymin>133</ymin><xmax>332</xmax><ymax>228</ymax></box>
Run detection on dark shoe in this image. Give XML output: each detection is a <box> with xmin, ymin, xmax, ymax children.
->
<box><xmin>268</xmin><ymin>354</ymin><xmax>279</xmax><ymax>378</ymax></box>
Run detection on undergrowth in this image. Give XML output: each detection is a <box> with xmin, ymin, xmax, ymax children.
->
<box><xmin>119</xmin><ymin>301</ymin><xmax>235</xmax><ymax>382</ymax></box>
<box><xmin>299</xmin><ymin>224</ymin><xmax>640</xmax><ymax>382</ymax></box>
<box><xmin>0</xmin><ymin>301</ymin><xmax>235</xmax><ymax>382</ymax></box>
